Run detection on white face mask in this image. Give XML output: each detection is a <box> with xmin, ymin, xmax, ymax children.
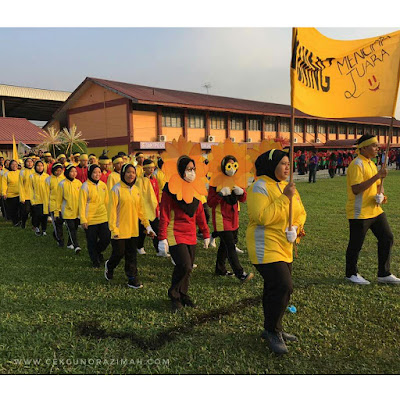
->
<box><xmin>184</xmin><ymin>170</ymin><xmax>196</xmax><ymax>183</ymax></box>
<box><xmin>225</xmin><ymin>168</ymin><xmax>236</xmax><ymax>177</ymax></box>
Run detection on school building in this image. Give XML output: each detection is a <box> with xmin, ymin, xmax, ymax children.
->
<box><xmin>45</xmin><ymin>77</ymin><xmax>400</xmax><ymax>157</ymax></box>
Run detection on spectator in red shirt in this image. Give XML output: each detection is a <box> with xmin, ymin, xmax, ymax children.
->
<box><xmin>98</xmin><ymin>155</ymin><xmax>112</xmax><ymax>184</ymax></box>
<box><xmin>76</xmin><ymin>154</ymin><xmax>89</xmax><ymax>183</ymax></box>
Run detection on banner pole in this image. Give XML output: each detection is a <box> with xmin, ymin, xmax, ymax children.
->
<box><xmin>289</xmin><ymin>105</ymin><xmax>295</xmax><ymax>229</ymax></box>
<box><xmin>378</xmin><ymin>117</ymin><xmax>395</xmax><ymax>194</ymax></box>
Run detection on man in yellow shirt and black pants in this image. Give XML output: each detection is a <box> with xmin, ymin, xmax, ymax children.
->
<box><xmin>346</xmin><ymin>134</ymin><xmax>400</xmax><ymax>285</ymax></box>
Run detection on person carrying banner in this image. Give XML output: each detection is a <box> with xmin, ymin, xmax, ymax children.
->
<box><xmin>19</xmin><ymin>157</ymin><xmax>35</xmax><ymax>228</ymax></box>
<box><xmin>79</xmin><ymin>164</ymin><xmax>111</xmax><ymax>268</ymax></box>
<box><xmin>246</xmin><ymin>149</ymin><xmax>306</xmax><ymax>355</ymax></box>
<box><xmin>54</xmin><ymin>164</ymin><xmax>82</xmax><ymax>254</ymax></box>
<box><xmin>105</xmin><ymin>164</ymin><xmax>155</xmax><ymax>288</ymax></box>
<box><xmin>30</xmin><ymin>160</ymin><xmax>50</xmax><ymax>236</ymax></box>
<box><xmin>345</xmin><ymin>134</ymin><xmax>400</xmax><ymax>284</ymax></box>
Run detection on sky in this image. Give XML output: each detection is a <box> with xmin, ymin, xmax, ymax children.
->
<box><xmin>2</xmin><ymin>26</ymin><xmax>400</xmax><ymax>119</ymax></box>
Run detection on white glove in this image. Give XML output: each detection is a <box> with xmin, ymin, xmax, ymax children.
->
<box><xmin>233</xmin><ymin>186</ymin><xmax>244</xmax><ymax>196</ymax></box>
<box><xmin>146</xmin><ymin>225</ymin><xmax>157</xmax><ymax>236</ymax></box>
<box><xmin>375</xmin><ymin>193</ymin><xmax>384</xmax><ymax>205</ymax></box>
<box><xmin>285</xmin><ymin>226</ymin><xmax>298</xmax><ymax>243</ymax></box>
<box><xmin>158</xmin><ymin>239</ymin><xmax>169</xmax><ymax>256</ymax></box>
<box><xmin>203</xmin><ymin>237</ymin><xmax>210</xmax><ymax>249</ymax></box>
<box><xmin>219</xmin><ymin>187</ymin><xmax>232</xmax><ymax>196</ymax></box>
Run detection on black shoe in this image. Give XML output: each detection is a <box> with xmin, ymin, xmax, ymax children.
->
<box><xmin>58</xmin><ymin>241</ymin><xmax>64</xmax><ymax>248</ymax></box>
<box><xmin>281</xmin><ymin>331</ymin><xmax>298</xmax><ymax>342</ymax></box>
<box><xmin>98</xmin><ymin>253</ymin><xmax>105</xmax><ymax>263</ymax></box>
<box><xmin>21</xmin><ymin>222</ymin><xmax>26</xmax><ymax>229</ymax></box>
<box><xmin>127</xmin><ymin>277</ymin><xmax>143</xmax><ymax>289</ymax></box>
<box><xmin>216</xmin><ymin>270</ymin><xmax>234</xmax><ymax>277</ymax></box>
<box><xmin>92</xmin><ymin>264</ymin><xmax>100</xmax><ymax>269</ymax></box>
<box><xmin>181</xmin><ymin>296</ymin><xmax>196</xmax><ymax>308</ymax></box>
<box><xmin>74</xmin><ymin>247</ymin><xmax>81</xmax><ymax>254</ymax></box>
<box><xmin>239</xmin><ymin>272</ymin><xmax>254</xmax><ymax>283</ymax></box>
<box><xmin>13</xmin><ymin>221</ymin><xmax>21</xmax><ymax>228</ymax></box>
<box><xmin>104</xmin><ymin>260</ymin><xmax>113</xmax><ymax>281</ymax></box>
<box><xmin>171</xmin><ymin>299</ymin><xmax>183</xmax><ymax>313</ymax></box>
<box><xmin>261</xmin><ymin>331</ymin><xmax>288</xmax><ymax>355</ymax></box>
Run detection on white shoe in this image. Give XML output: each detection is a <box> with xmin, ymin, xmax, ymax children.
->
<box><xmin>193</xmin><ymin>264</ymin><xmax>198</xmax><ymax>269</ymax></box>
<box><xmin>137</xmin><ymin>248</ymin><xmax>146</xmax><ymax>255</ymax></box>
<box><xmin>75</xmin><ymin>247</ymin><xmax>81</xmax><ymax>254</ymax></box>
<box><xmin>210</xmin><ymin>238</ymin><xmax>216</xmax><ymax>248</ymax></box>
<box><xmin>156</xmin><ymin>251</ymin><xmax>170</xmax><ymax>257</ymax></box>
<box><xmin>378</xmin><ymin>274</ymin><xmax>400</xmax><ymax>284</ymax></box>
<box><xmin>67</xmin><ymin>244</ymin><xmax>74</xmax><ymax>250</ymax></box>
<box><xmin>346</xmin><ymin>274</ymin><xmax>370</xmax><ymax>285</ymax></box>
<box><xmin>235</xmin><ymin>246</ymin><xmax>244</xmax><ymax>254</ymax></box>
<box><xmin>42</xmin><ymin>232</ymin><xmax>47</xmax><ymax>236</ymax></box>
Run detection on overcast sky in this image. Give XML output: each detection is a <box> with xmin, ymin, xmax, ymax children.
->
<box><xmin>2</xmin><ymin>27</ymin><xmax>400</xmax><ymax>118</ymax></box>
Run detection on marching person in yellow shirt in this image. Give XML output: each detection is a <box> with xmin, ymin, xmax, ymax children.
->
<box><xmin>79</xmin><ymin>164</ymin><xmax>111</xmax><ymax>268</ymax></box>
<box><xmin>30</xmin><ymin>160</ymin><xmax>50</xmax><ymax>236</ymax></box>
<box><xmin>2</xmin><ymin>159</ymin><xmax>21</xmax><ymax>226</ymax></box>
<box><xmin>45</xmin><ymin>163</ymin><xmax>65</xmax><ymax>246</ymax></box>
<box><xmin>54</xmin><ymin>164</ymin><xmax>82</xmax><ymax>253</ymax></box>
<box><xmin>19</xmin><ymin>157</ymin><xmax>35</xmax><ymax>229</ymax></box>
<box><xmin>106</xmin><ymin>155</ymin><xmax>123</xmax><ymax>191</ymax></box>
<box><xmin>246</xmin><ymin>149</ymin><xmax>306</xmax><ymax>355</ymax></box>
<box><xmin>345</xmin><ymin>134</ymin><xmax>400</xmax><ymax>285</ymax></box>
<box><xmin>105</xmin><ymin>163</ymin><xmax>156</xmax><ymax>289</ymax></box>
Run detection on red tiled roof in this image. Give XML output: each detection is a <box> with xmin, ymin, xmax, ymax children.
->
<box><xmin>0</xmin><ymin>117</ymin><xmax>45</xmax><ymax>144</ymax></box>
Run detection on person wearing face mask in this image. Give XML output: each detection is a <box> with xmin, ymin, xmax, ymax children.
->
<box><xmin>79</xmin><ymin>164</ymin><xmax>111</xmax><ymax>268</ymax></box>
<box><xmin>45</xmin><ymin>163</ymin><xmax>65</xmax><ymax>246</ymax></box>
<box><xmin>207</xmin><ymin>155</ymin><xmax>253</xmax><ymax>282</ymax></box>
<box><xmin>54</xmin><ymin>164</ymin><xmax>83</xmax><ymax>253</ymax></box>
<box><xmin>19</xmin><ymin>157</ymin><xmax>35</xmax><ymax>229</ymax></box>
<box><xmin>1</xmin><ymin>159</ymin><xmax>21</xmax><ymax>226</ymax></box>
<box><xmin>107</xmin><ymin>156</ymin><xmax>123</xmax><ymax>191</ymax></box>
<box><xmin>158</xmin><ymin>156</ymin><xmax>211</xmax><ymax>312</ymax></box>
<box><xmin>30</xmin><ymin>160</ymin><xmax>50</xmax><ymax>236</ymax></box>
<box><xmin>105</xmin><ymin>163</ymin><xmax>155</xmax><ymax>288</ymax></box>
<box><xmin>246</xmin><ymin>149</ymin><xmax>306</xmax><ymax>355</ymax></box>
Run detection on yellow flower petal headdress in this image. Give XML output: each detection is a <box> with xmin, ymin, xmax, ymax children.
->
<box><xmin>160</xmin><ymin>136</ymin><xmax>208</xmax><ymax>204</ymax></box>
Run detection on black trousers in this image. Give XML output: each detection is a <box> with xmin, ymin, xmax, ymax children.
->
<box><xmin>168</xmin><ymin>244</ymin><xmax>195</xmax><ymax>301</ymax></box>
<box><xmin>52</xmin><ymin>213</ymin><xmax>65</xmax><ymax>245</ymax></box>
<box><xmin>137</xmin><ymin>218</ymin><xmax>159</xmax><ymax>252</ymax></box>
<box><xmin>255</xmin><ymin>262</ymin><xmax>293</xmax><ymax>332</ymax></box>
<box><xmin>108</xmin><ymin>237</ymin><xmax>139</xmax><ymax>279</ymax></box>
<box><xmin>328</xmin><ymin>168</ymin><xmax>335</xmax><ymax>178</ymax></box>
<box><xmin>64</xmin><ymin>218</ymin><xmax>80</xmax><ymax>248</ymax></box>
<box><xmin>308</xmin><ymin>166</ymin><xmax>316</xmax><ymax>183</ymax></box>
<box><xmin>346</xmin><ymin>213</ymin><xmax>393</xmax><ymax>278</ymax></box>
<box><xmin>84</xmin><ymin>222</ymin><xmax>111</xmax><ymax>267</ymax></box>
<box><xmin>215</xmin><ymin>230</ymin><xmax>244</xmax><ymax>277</ymax></box>
<box><xmin>0</xmin><ymin>197</ymin><xmax>7</xmax><ymax>219</ymax></box>
<box><xmin>20</xmin><ymin>200</ymin><xmax>32</xmax><ymax>227</ymax></box>
<box><xmin>6</xmin><ymin>196</ymin><xmax>20</xmax><ymax>225</ymax></box>
<box><xmin>32</xmin><ymin>204</ymin><xmax>48</xmax><ymax>232</ymax></box>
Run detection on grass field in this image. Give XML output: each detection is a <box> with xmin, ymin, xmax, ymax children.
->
<box><xmin>1</xmin><ymin>172</ymin><xmax>400</xmax><ymax>374</ymax></box>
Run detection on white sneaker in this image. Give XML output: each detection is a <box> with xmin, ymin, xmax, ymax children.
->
<box><xmin>210</xmin><ymin>238</ymin><xmax>216</xmax><ymax>248</ymax></box>
<box><xmin>137</xmin><ymin>248</ymin><xmax>146</xmax><ymax>255</ymax></box>
<box><xmin>67</xmin><ymin>244</ymin><xmax>74</xmax><ymax>250</ymax></box>
<box><xmin>193</xmin><ymin>264</ymin><xmax>198</xmax><ymax>269</ymax></box>
<box><xmin>378</xmin><ymin>274</ymin><xmax>400</xmax><ymax>284</ymax></box>
<box><xmin>156</xmin><ymin>251</ymin><xmax>170</xmax><ymax>257</ymax></box>
<box><xmin>42</xmin><ymin>232</ymin><xmax>47</xmax><ymax>236</ymax></box>
<box><xmin>235</xmin><ymin>246</ymin><xmax>244</xmax><ymax>254</ymax></box>
<box><xmin>75</xmin><ymin>247</ymin><xmax>81</xmax><ymax>254</ymax></box>
<box><xmin>346</xmin><ymin>274</ymin><xmax>370</xmax><ymax>285</ymax></box>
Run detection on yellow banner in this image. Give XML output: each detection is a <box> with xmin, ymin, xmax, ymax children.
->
<box><xmin>291</xmin><ymin>28</ymin><xmax>400</xmax><ymax>118</ymax></box>
<box><xmin>12</xmin><ymin>135</ymin><xmax>19</xmax><ymax>160</ymax></box>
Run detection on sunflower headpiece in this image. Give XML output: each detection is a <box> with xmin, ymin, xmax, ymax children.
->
<box><xmin>207</xmin><ymin>138</ymin><xmax>252</xmax><ymax>191</ymax></box>
<box><xmin>160</xmin><ymin>136</ymin><xmax>208</xmax><ymax>204</ymax></box>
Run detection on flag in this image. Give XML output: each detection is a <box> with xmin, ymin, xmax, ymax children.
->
<box><xmin>290</xmin><ymin>28</ymin><xmax>400</xmax><ymax>118</ymax></box>
<box><xmin>12</xmin><ymin>135</ymin><xmax>19</xmax><ymax>161</ymax></box>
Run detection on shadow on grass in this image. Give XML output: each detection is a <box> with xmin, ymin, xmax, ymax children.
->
<box><xmin>76</xmin><ymin>295</ymin><xmax>262</xmax><ymax>351</ymax></box>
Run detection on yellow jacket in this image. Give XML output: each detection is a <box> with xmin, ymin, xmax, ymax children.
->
<box><xmin>135</xmin><ymin>165</ymin><xmax>144</xmax><ymax>179</ymax></box>
<box><xmin>30</xmin><ymin>172</ymin><xmax>50</xmax><ymax>208</ymax></box>
<box><xmin>154</xmin><ymin>168</ymin><xmax>166</xmax><ymax>200</ymax></box>
<box><xmin>108</xmin><ymin>181</ymin><xmax>150</xmax><ymax>239</ymax></box>
<box><xmin>107</xmin><ymin>171</ymin><xmax>121</xmax><ymax>191</ymax></box>
<box><xmin>19</xmin><ymin>168</ymin><xmax>34</xmax><ymax>202</ymax></box>
<box><xmin>45</xmin><ymin>174</ymin><xmax>64</xmax><ymax>213</ymax></box>
<box><xmin>55</xmin><ymin>178</ymin><xmax>82</xmax><ymax>219</ymax></box>
<box><xmin>1</xmin><ymin>170</ymin><xmax>20</xmax><ymax>198</ymax></box>
<box><xmin>135</xmin><ymin>175</ymin><xmax>158</xmax><ymax>221</ymax></box>
<box><xmin>79</xmin><ymin>180</ymin><xmax>109</xmax><ymax>226</ymax></box>
<box><xmin>246</xmin><ymin>175</ymin><xmax>307</xmax><ymax>264</ymax></box>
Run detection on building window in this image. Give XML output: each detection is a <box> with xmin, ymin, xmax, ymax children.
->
<box><xmin>230</xmin><ymin>116</ymin><xmax>244</xmax><ymax>130</ymax></box>
<box><xmin>162</xmin><ymin>111</ymin><xmax>182</xmax><ymax>128</ymax></box>
<box><xmin>328</xmin><ymin>124</ymin><xmax>336</xmax><ymax>134</ymax></box>
<box><xmin>210</xmin><ymin>115</ymin><xmax>226</xmax><ymax>130</ymax></box>
<box><xmin>317</xmin><ymin>123</ymin><xmax>326</xmax><ymax>134</ymax></box>
<box><xmin>348</xmin><ymin>125</ymin><xmax>355</xmax><ymax>135</ymax></box>
<box><xmin>280</xmin><ymin>118</ymin><xmax>290</xmax><ymax>132</ymax></box>
<box><xmin>306</xmin><ymin>121</ymin><xmax>314</xmax><ymax>133</ymax></box>
<box><xmin>249</xmin><ymin>118</ymin><xmax>261</xmax><ymax>131</ymax></box>
<box><xmin>294</xmin><ymin>120</ymin><xmax>303</xmax><ymax>133</ymax></box>
<box><xmin>188</xmin><ymin>114</ymin><xmax>204</xmax><ymax>129</ymax></box>
<box><xmin>356</xmin><ymin>126</ymin><xmax>363</xmax><ymax>135</ymax></box>
<box><xmin>264</xmin><ymin>116</ymin><xmax>276</xmax><ymax>132</ymax></box>
<box><xmin>339</xmin><ymin>124</ymin><xmax>346</xmax><ymax>134</ymax></box>
<box><xmin>379</xmin><ymin>127</ymin><xmax>385</xmax><ymax>136</ymax></box>
<box><xmin>372</xmin><ymin>126</ymin><xmax>378</xmax><ymax>135</ymax></box>
<box><xmin>364</xmin><ymin>126</ymin><xmax>371</xmax><ymax>135</ymax></box>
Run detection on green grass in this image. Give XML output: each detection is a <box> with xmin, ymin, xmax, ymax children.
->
<box><xmin>1</xmin><ymin>172</ymin><xmax>400</xmax><ymax>374</ymax></box>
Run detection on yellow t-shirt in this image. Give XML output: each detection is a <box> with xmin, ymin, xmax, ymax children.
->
<box><xmin>346</xmin><ymin>155</ymin><xmax>383</xmax><ymax>220</ymax></box>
